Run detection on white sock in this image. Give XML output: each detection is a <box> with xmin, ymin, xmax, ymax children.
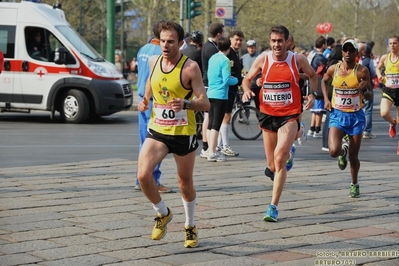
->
<box><xmin>217</xmin><ymin>132</ymin><xmax>222</xmax><ymax>148</ymax></box>
<box><xmin>153</xmin><ymin>200</ymin><xmax>168</xmax><ymax>217</ymax></box>
<box><xmin>220</xmin><ymin>124</ymin><xmax>229</xmax><ymax>148</ymax></box>
<box><xmin>182</xmin><ymin>197</ymin><xmax>196</xmax><ymax>227</ymax></box>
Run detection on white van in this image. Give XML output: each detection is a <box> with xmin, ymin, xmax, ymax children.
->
<box><xmin>0</xmin><ymin>1</ymin><xmax>133</xmax><ymax>123</ymax></box>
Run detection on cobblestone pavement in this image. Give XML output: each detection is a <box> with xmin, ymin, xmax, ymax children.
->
<box><xmin>1</xmin><ymin>154</ymin><xmax>398</xmax><ymax>265</ymax></box>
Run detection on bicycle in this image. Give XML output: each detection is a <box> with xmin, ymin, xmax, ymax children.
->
<box><xmin>231</xmin><ymin>91</ymin><xmax>262</xmax><ymax>140</ymax></box>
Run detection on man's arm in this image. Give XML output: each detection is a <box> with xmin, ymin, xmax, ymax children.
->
<box><xmin>376</xmin><ymin>54</ymin><xmax>387</xmax><ymax>82</ymax></box>
<box><xmin>321</xmin><ymin>65</ymin><xmax>335</xmax><ymax>111</ymax></box>
<box><xmin>188</xmin><ymin>59</ymin><xmax>210</xmax><ymax>111</ymax></box>
<box><xmin>296</xmin><ymin>53</ymin><xmax>317</xmax><ymax>110</ymax></box>
<box><xmin>169</xmin><ymin>58</ymin><xmax>209</xmax><ymax>112</ymax></box>
<box><xmin>357</xmin><ymin>64</ymin><xmax>372</xmax><ymax>101</ymax></box>
<box><xmin>137</xmin><ymin>55</ymin><xmax>157</xmax><ymax>112</ymax></box>
<box><xmin>357</xmin><ymin>65</ymin><xmax>371</xmax><ymax>91</ymax></box>
<box><xmin>241</xmin><ymin>52</ymin><xmax>264</xmax><ymax>102</ymax></box>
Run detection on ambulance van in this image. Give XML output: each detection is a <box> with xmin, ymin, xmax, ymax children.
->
<box><xmin>0</xmin><ymin>1</ymin><xmax>133</xmax><ymax>123</ymax></box>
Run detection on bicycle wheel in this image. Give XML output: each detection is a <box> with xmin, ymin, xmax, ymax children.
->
<box><xmin>231</xmin><ymin>106</ymin><xmax>261</xmax><ymax>140</ymax></box>
<box><xmin>195</xmin><ymin>111</ymin><xmax>204</xmax><ymax>140</ymax></box>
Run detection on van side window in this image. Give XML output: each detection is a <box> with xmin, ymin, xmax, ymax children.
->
<box><xmin>25</xmin><ymin>27</ymin><xmax>46</xmax><ymax>61</ymax></box>
<box><xmin>0</xmin><ymin>25</ymin><xmax>16</xmax><ymax>58</ymax></box>
<box><xmin>25</xmin><ymin>27</ymin><xmax>65</xmax><ymax>63</ymax></box>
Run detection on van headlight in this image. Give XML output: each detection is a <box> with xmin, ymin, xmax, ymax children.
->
<box><xmin>87</xmin><ymin>61</ymin><xmax>122</xmax><ymax>78</ymax></box>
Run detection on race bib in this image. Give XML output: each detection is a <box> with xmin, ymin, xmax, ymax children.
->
<box><xmin>262</xmin><ymin>82</ymin><xmax>293</xmax><ymax>107</ymax></box>
<box><xmin>386</xmin><ymin>74</ymin><xmax>399</xmax><ymax>88</ymax></box>
<box><xmin>153</xmin><ymin>103</ymin><xmax>188</xmax><ymax>126</ymax></box>
<box><xmin>333</xmin><ymin>88</ymin><xmax>361</xmax><ymax>111</ymax></box>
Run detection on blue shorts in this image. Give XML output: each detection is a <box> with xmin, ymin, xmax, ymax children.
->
<box><xmin>329</xmin><ymin>108</ymin><xmax>365</xmax><ymax>136</ymax></box>
<box><xmin>310</xmin><ymin>99</ymin><xmax>326</xmax><ymax>114</ymax></box>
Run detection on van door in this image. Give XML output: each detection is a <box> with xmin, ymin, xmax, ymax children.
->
<box><xmin>16</xmin><ymin>25</ymin><xmax>73</xmax><ymax>110</ymax></box>
<box><xmin>0</xmin><ymin>10</ymin><xmax>17</xmax><ymax>109</ymax></box>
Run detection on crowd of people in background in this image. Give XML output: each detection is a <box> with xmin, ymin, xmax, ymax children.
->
<box><xmin>129</xmin><ymin>19</ymin><xmax>398</xmax><ymax>248</ymax></box>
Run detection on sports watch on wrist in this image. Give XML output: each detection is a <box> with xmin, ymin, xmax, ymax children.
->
<box><xmin>309</xmin><ymin>91</ymin><xmax>318</xmax><ymax>98</ymax></box>
<box><xmin>183</xmin><ymin>99</ymin><xmax>191</xmax><ymax>110</ymax></box>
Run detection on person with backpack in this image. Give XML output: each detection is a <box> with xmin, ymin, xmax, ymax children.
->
<box><xmin>308</xmin><ymin>36</ymin><xmax>328</xmax><ymax>138</ymax></box>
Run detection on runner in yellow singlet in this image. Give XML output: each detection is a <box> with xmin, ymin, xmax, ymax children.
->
<box><xmin>376</xmin><ymin>35</ymin><xmax>399</xmax><ymax>138</ymax></box>
<box><xmin>321</xmin><ymin>39</ymin><xmax>371</xmax><ymax>198</ymax></box>
<box><xmin>137</xmin><ymin>21</ymin><xmax>209</xmax><ymax>248</ymax></box>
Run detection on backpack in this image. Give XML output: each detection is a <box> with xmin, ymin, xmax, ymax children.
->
<box><xmin>310</xmin><ymin>54</ymin><xmax>328</xmax><ymax>99</ymax></box>
<box><xmin>311</xmin><ymin>54</ymin><xmax>327</xmax><ymax>77</ymax></box>
<box><xmin>307</xmin><ymin>49</ymin><xmax>317</xmax><ymax>64</ymax></box>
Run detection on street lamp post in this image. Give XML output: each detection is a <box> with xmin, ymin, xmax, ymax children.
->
<box><xmin>106</xmin><ymin>0</ymin><xmax>115</xmax><ymax>63</ymax></box>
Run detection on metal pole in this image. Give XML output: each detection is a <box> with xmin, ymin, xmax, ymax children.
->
<box><xmin>120</xmin><ymin>0</ymin><xmax>124</xmax><ymax>65</ymax></box>
<box><xmin>79</xmin><ymin>0</ymin><xmax>82</xmax><ymax>35</ymax></box>
<box><xmin>106</xmin><ymin>0</ymin><xmax>115</xmax><ymax>63</ymax></box>
<box><xmin>185</xmin><ymin>0</ymin><xmax>190</xmax><ymax>33</ymax></box>
<box><xmin>186</xmin><ymin>19</ymin><xmax>191</xmax><ymax>34</ymax></box>
<box><xmin>179</xmin><ymin>0</ymin><xmax>184</xmax><ymax>27</ymax></box>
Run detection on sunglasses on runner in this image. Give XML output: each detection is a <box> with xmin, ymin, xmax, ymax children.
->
<box><xmin>342</xmin><ymin>47</ymin><xmax>356</xmax><ymax>53</ymax></box>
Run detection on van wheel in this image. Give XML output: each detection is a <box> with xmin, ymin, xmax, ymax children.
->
<box><xmin>60</xmin><ymin>89</ymin><xmax>89</xmax><ymax>123</ymax></box>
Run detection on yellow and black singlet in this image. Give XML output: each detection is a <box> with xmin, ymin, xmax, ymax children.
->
<box><xmin>384</xmin><ymin>53</ymin><xmax>399</xmax><ymax>89</ymax></box>
<box><xmin>149</xmin><ymin>54</ymin><xmax>195</xmax><ymax>136</ymax></box>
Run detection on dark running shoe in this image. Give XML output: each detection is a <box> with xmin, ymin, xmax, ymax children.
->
<box><xmin>338</xmin><ymin>142</ymin><xmax>349</xmax><ymax>170</ymax></box>
<box><xmin>264</xmin><ymin>167</ymin><xmax>275</xmax><ymax>181</ymax></box>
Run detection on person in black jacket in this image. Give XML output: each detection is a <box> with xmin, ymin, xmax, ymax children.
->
<box><xmin>182</xmin><ymin>30</ymin><xmax>204</xmax><ymax>74</ymax></box>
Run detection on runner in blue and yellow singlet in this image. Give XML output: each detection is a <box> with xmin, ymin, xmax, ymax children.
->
<box><xmin>137</xmin><ymin>21</ymin><xmax>209</xmax><ymax>248</ymax></box>
<box><xmin>322</xmin><ymin>39</ymin><xmax>371</xmax><ymax>198</ymax></box>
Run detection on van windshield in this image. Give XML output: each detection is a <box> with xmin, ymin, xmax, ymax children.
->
<box><xmin>56</xmin><ymin>25</ymin><xmax>105</xmax><ymax>62</ymax></box>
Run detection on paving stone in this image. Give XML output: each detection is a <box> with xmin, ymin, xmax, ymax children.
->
<box><xmin>28</xmin><ymin>245</ymin><xmax>107</xmax><ymax>260</ymax></box>
<box><xmin>38</xmin><ymin>254</ymin><xmax>119</xmax><ymax>266</ymax></box>
<box><xmin>0</xmin><ymin>227</ymin><xmax>93</xmax><ymax>242</ymax></box>
<box><xmin>100</xmin><ymin>247</ymin><xmax>170</xmax><ymax>260</ymax></box>
<box><xmin>0</xmin><ymin>253</ymin><xmax>42</xmax><ymax>266</ymax></box>
<box><xmin>1</xmin><ymin>158</ymin><xmax>398</xmax><ymax>265</ymax></box>
<box><xmin>0</xmin><ymin>240</ymin><xmax>64</xmax><ymax>254</ymax></box>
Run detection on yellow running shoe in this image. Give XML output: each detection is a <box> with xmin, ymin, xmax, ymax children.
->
<box><xmin>151</xmin><ymin>208</ymin><xmax>173</xmax><ymax>240</ymax></box>
<box><xmin>184</xmin><ymin>225</ymin><xmax>198</xmax><ymax>248</ymax></box>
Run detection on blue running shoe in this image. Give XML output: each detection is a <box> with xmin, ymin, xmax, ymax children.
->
<box><xmin>286</xmin><ymin>144</ymin><xmax>296</xmax><ymax>171</ymax></box>
<box><xmin>263</xmin><ymin>204</ymin><xmax>278</xmax><ymax>222</ymax></box>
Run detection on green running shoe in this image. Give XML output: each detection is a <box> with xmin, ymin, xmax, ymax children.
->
<box><xmin>350</xmin><ymin>184</ymin><xmax>360</xmax><ymax>198</ymax></box>
<box><xmin>338</xmin><ymin>155</ymin><xmax>347</xmax><ymax>170</ymax></box>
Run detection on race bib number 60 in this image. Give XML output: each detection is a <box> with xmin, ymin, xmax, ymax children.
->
<box><xmin>153</xmin><ymin>103</ymin><xmax>188</xmax><ymax>126</ymax></box>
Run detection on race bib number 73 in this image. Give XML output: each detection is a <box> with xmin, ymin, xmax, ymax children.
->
<box><xmin>333</xmin><ymin>88</ymin><xmax>361</xmax><ymax>111</ymax></box>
